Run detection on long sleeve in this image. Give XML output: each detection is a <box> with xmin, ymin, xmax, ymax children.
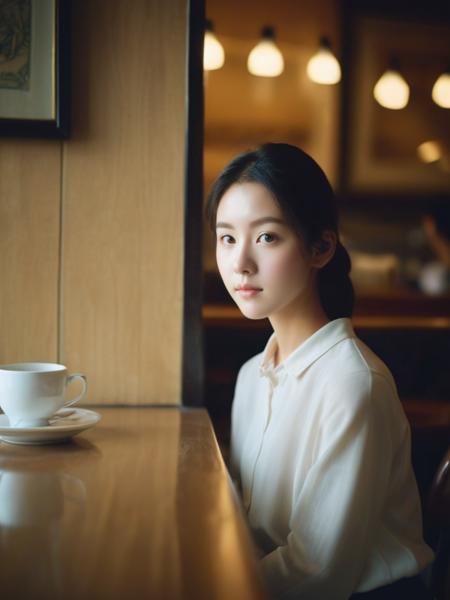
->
<box><xmin>260</xmin><ymin>370</ymin><xmax>398</xmax><ymax>600</ymax></box>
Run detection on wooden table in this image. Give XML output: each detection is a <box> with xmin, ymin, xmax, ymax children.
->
<box><xmin>0</xmin><ymin>407</ymin><xmax>267</xmax><ymax>600</ymax></box>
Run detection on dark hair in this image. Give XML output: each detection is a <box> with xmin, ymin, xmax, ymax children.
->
<box><xmin>206</xmin><ymin>142</ymin><xmax>354</xmax><ymax>320</ymax></box>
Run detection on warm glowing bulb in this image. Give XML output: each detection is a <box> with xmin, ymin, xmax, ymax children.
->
<box><xmin>307</xmin><ymin>47</ymin><xmax>341</xmax><ymax>84</ymax></box>
<box><xmin>203</xmin><ymin>30</ymin><xmax>225</xmax><ymax>71</ymax></box>
<box><xmin>247</xmin><ymin>28</ymin><xmax>284</xmax><ymax>78</ymax></box>
<box><xmin>432</xmin><ymin>73</ymin><xmax>450</xmax><ymax>108</ymax></box>
<box><xmin>373</xmin><ymin>70</ymin><xmax>409</xmax><ymax>109</ymax></box>
<box><xmin>417</xmin><ymin>141</ymin><xmax>442</xmax><ymax>163</ymax></box>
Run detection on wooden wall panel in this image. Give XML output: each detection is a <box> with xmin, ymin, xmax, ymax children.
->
<box><xmin>62</xmin><ymin>0</ymin><xmax>187</xmax><ymax>404</ymax></box>
<box><xmin>0</xmin><ymin>140</ymin><xmax>60</xmax><ymax>363</ymax></box>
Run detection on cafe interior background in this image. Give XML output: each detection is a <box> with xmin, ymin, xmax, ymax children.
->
<box><xmin>0</xmin><ymin>0</ymin><xmax>449</xmax><ymax>505</ymax></box>
<box><xmin>202</xmin><ymin>0</ymin><xmax>450</xmax><ymax>496</ymax></box>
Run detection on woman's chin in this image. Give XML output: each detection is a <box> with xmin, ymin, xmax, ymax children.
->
<box><xmin>234</xmin><ymin>301</ymin><xmax>268</xmax><ymax>321</ymax></box>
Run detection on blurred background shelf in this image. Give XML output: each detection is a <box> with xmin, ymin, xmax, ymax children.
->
<box><xmin>203</xmin><ymin>303</ymin><xmax>450</xmax><ymax>330</ymax></box>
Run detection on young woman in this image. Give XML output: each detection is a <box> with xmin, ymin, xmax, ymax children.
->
<box><xmin>207</xmin><ymin>143</ymin><xmax>434</xmax><ymax>600</ymax></box>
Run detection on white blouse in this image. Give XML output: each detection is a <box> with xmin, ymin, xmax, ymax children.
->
<box><xmin>230</xmin><ymin>318</ymin><xmax>433</xmax><ymax>600</ymax></box>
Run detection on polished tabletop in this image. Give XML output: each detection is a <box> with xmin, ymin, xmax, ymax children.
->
<box><xmin>0</xmin><ymin>407</ymin><xmax>268</xmax><ymax>600</ymax></box>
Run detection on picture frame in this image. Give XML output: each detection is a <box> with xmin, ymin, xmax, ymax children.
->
<box><xmin>340</xmin><ymin>12</ymin><xmax>450</xmax><ymax>198</ymax></box>
<box><xmin>0</xmin><ymin>0</ymin><xmax>70</xmax><ymax>138</ymax></box>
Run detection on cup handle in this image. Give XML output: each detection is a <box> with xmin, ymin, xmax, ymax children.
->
<box><xmin>64</xmin><ymin>373</ymin><xmax>88</xmax><ymax>407</ymax></box>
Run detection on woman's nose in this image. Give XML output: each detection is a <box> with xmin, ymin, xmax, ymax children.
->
<box><xmin>233</xmin><ymin>244</ymin><xmax>256</xmax><ymax>274</ymax></box>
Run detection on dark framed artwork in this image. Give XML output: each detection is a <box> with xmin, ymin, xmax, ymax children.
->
<box><xmin>0</xmin><ymin>0</ymin><xmax>70</xmax><ymax>138</ymax></box>
<box><xmin>340</xmin><ymin>10</ymin><xmax>450</xmax><ymax>198</ymax></box>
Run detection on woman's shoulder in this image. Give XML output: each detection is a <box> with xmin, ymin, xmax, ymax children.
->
<box><xmin>232</xmin><ymin>352</ymin><xmax>265</xmax><ymax>416</ymax></box>
<box><xmin>327</xmin><ymin>334</ymin><xmax>397</xmax><ymax>391</ymax></box>
<box><xmin>236</xmin><ymin>351</ymin><xmax>264</xmax><ymax>383</ymax></box>
<box><xmin>319</xmin><ymin>336</ymin><xmax>406</xmax><ymax>430</ymax></box>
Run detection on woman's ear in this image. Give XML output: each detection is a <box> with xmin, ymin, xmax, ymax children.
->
<box><xmin>311</xmin><ymin>230</ymin><xmax>337</xmax><ymax>268</ymax></box>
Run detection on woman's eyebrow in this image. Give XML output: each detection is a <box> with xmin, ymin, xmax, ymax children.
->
<box><xmin>216</xmin><ymin>217</ymin><xmax>285</xmax><ymax>229</ymax></box>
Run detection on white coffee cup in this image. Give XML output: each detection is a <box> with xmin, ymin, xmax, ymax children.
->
<box><xmin>0</xmin><ymin>363</ymin><xmax>87</xmax><ymax>428</ymax></box>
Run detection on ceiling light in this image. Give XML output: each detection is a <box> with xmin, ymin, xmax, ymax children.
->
<box><xmin>247</xmin><ymin>26</ymin><xmax>284</xmax><ymax>78</ymax></box>
<box><xmin>373</xmin><ymin>59</ymin><xmax>409</xmax><ymax>110</ymax></box>
<box><xmin>306</xmin><ymin>36</ymin><xmax>341</xmax><ymax>85</ymax></box>
<box><xmin>431</xmin><ymin>69</ymin><xmax>450</xmax><ymax>108</ymax></box>
<box><xmin>203</xmin><ymin>19</ymin><xmax>225</xmax><ymax>71</ymax></box>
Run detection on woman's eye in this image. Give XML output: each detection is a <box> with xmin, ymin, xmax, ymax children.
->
<box><xmin>257</xmin><ymin>232</ymin><xmax>277</xmax><ymax>244</ymax></box>
<box><xmin>220</xmin><ymin>234</ymin><xmax>235</xmax><ymax>244</ymax></box>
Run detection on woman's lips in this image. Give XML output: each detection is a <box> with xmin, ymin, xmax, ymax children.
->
<box><xmin>235</xmin><ymin>286</ymin><xmax>262</xmax><ymax>298</ymax></box>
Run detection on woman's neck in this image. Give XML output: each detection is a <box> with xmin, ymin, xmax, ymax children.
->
<box><xmin>269</xmin><ymin>296</ymin><xmax>329</xmax><ymax>367</ymax></box>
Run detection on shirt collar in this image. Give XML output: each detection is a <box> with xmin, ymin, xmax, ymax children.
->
<box><xmin>259</xmin><ymin>318</ymin><xmax>355</xmax><ymax>380</ymax></box>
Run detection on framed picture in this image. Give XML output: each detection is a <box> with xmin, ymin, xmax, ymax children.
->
<box><xmin>340</xmin><ymin>13</ymin><xmax>450</xmax><ymax>197</ymax></box>
<box><xmin>0</xmin><ymin>0</ymin><xmax>70</xmax><ymax>138</ymax></box>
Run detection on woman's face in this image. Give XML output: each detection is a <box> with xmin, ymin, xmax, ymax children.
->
<box><xmin>215</xmin><ymin>181</ymin><xmax>320</xmax><ymax>321</ymax></box>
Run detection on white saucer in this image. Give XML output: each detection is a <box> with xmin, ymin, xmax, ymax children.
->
<box><xmin>0</xmin><ymin>408</ymin><xmax>101</xmax><ymax>445</ymax></box>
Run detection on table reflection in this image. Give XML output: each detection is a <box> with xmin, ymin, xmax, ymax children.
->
<box><xmin>0</xmin><ymin>467</ymin><xmax>86</xmax><ymax>598</ymax></box>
